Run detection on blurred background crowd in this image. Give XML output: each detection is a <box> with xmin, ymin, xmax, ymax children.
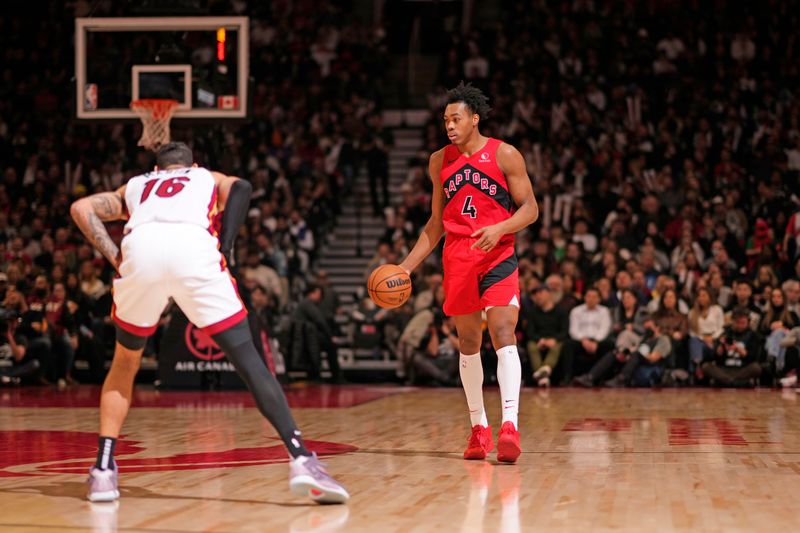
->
<box><xmin>374</xmin><ymin>0</ymin><xmax>800</xmax><ymax>388</ymax></box>
<box><xmin>2</xmin><ymin>0</ymin><xmax>800</xmax><ymax>390</ymax></box>
<box><xmin>0</xmin><ymin>0</ymin><xmax>388</xmax><ymax>385</ymax></box>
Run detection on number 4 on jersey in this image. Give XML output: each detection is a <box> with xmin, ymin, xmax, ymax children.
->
<box><xmin>461</xmin><ymin>195</ymin><xmax>478</xmax><ymax>218</ymax></box>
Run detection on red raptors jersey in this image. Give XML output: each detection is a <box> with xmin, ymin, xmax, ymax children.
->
<box><xmin>440</xmin><ymin>137</ymin><xmax>514</xmax><ymax>238</ymax></box>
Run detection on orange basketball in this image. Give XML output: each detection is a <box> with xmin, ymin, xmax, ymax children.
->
<box><xmin>367</xmin><ymin>264</ymin><xmax>412</xmax><ymax>309</ymax></box>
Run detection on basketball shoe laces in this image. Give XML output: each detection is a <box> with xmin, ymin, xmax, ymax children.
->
<box><xmin>467</xmin><ymin>425</ymin><xmax>489</xmax><ymax>449</ymax></box>
<box><xmin>303</xmin><ymin>453</ymin><xmax>336</xmax><ymax>483</ymax></box>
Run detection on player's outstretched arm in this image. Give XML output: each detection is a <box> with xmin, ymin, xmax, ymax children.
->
<box><xmin>399</xmin><ymin>150</ymin><xmax>446</xmax><ymax>274</ymax></box>
<box><xmin>70</xmin><ymin>187</ymin><xmax>127</xmax><ymax>271</ymax></box>
<box><xmin>471</xmin><ymin>143</ymin><xmax>539</xmax><ymax>252</ymax></box>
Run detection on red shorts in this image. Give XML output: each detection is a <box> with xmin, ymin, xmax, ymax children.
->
<box><xmin>442</xmin><ymin>235</ymin><xmax>520</xmax><ymax>316</ymax></box>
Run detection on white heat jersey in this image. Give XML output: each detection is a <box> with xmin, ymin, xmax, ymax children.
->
<box><xmin>123</xmin><ymin>166</ymin><xmax>217</xmax><ymax>233</ymax></box>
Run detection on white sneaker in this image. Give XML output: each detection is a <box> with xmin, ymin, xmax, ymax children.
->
<box><xmin>86</xmin><ymin>464</ymin><xmax>119</xmax><ymax>502</ymax></box>
<box><xmin>533</xmin><ymin>365</ymin><xmax>551</xmax><ymax>381</ymax></box>
<box><xmin>537</xmin><ymin>376</ymin><xmax>550</xmax><ymax>387</ymax></box>
<box><xmin>289</xmin><ymin>453</ymin><xmax>349</xmax><ymax>504</ymax></box>
<box><xmin>780</xmin><ymin>374</ymin><xmax>798</xmax><ymax>388</ymax></box>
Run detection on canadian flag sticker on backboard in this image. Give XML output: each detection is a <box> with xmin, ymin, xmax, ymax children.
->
<box><xmin>218</xmin><ymin>95</ymin><xmax>239</xmax><ymax>110</ymax></box>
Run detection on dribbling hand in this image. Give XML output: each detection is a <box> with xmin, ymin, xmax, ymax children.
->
<box><xmin>470</xmin><ymin>224</ymin><xmax>504</xmax><ymax>253</ymax></box>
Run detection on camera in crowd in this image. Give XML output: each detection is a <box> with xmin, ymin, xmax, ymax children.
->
<box><xmin>717</xmin><ymin>335</ymin><xmax>742</xmax><ymax>358</ymax></box>
<box><xmin>614</xmin><ymin>347</ymin><xmax>633</xmax><ymax>362</ymax></box>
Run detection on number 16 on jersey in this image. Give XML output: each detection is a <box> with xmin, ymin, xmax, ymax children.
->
<box><xmin>141</xmin><ymin>176</ymin><xmax>190</xmax><ymax>203</ymax></box>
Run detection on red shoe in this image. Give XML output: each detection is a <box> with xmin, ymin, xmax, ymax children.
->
<box><xmin>496</xmin><ymin>421</ymin><xmax>521</xmax><ymax>463</ymax></box>
<box><xmin>463</xmin><ymin>425</ymin><xmax>494</xmax><ymax>460</ymax></box>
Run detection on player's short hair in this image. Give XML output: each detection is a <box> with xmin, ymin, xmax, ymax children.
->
<box><xmin>446</xmin><ymin>82</ymin><xmax>491</xmax><ymax>120</ymax></box>
<box><xmin>156</xmin><ymin>142</ymin><xmax>193</xmax><ymax>168</ymax></box>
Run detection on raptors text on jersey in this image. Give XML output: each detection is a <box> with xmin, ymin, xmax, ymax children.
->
<box><xmin>440</xmin><ymin>137</ymin><xmax>514</xmax><ymax>238</ymax></box>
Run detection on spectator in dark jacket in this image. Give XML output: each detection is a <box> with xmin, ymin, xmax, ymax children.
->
<box><xmin>291</xmin><ymin>284</ymin><xmax>341</xmax><ymax>382</ymax></box>
<box><xmin>701</xmin><ymin>308</ymin><xmax>762</xmax><ymax>386</ymax></box>
<box><xmin>524</xmin><ymin>286</ymin><xmax>568</xmax><ymax>387</ymax></box>
<box><xmin>406</xmin><ymin>310</ymin><xmax>459</xmax><ymax>387</ymax></box>
<box><xmin>574</xmin><ymin>318</ymin><xmax>672</xmax><ymax>388</ymax></box>
<box><xmin>1</xmin><ymin>315</ymin><xmax>44</xmax><ymax>385</ymax></box>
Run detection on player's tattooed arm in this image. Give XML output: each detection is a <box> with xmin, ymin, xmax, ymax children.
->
<box><xmin>88</xmin><ymin>192</ymin><xmax>126</xmax><ymax>221</ymax></box>
<box><xmin>70</xmin><ymin>187</ymin><xmax>126</xmax><ymax>271</ymax></box>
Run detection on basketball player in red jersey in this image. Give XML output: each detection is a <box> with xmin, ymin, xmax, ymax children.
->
<box><xmin>399</xmin><ymin>83</ymin><xmax>539</xmax><ymax>463</ymax></box>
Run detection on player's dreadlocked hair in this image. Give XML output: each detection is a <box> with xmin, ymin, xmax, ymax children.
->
<box><xmin>446</xmin><ymin>82</ymin><xmax>491</xmax><ymax>120</ymax></box>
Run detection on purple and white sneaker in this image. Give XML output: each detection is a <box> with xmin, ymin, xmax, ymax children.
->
<box><xmin>86</xmin><ymin>463</ymin><xmax>119</xmax><ymax>502</ymax></box>
<box><xmin>289</xmin><ymin>453</ymin><xmax>349</xmax><ymax>504</ymax></box>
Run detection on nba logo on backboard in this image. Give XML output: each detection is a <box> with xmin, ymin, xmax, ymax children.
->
<box><xmin>217</xmin><ymin>95</ymin><xmax>239</xmax><ymax>110</ymax></box>
<box><xmin>84</xmin><ymin>84</ymin><xmax>98</xmax><ymax>111</ymax></box>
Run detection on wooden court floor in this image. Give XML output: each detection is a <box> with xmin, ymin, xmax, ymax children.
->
<box><xmin>0</xmin><ymin>385</ymin><xmax>799</xmax><ymax>532</ymax></box>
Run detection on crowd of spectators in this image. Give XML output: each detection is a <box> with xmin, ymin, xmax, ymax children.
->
<box><xmin>0</xmin><ymin>0</ymin><xmax>388</xmax><ymax>385</ymax></box>
<box><xmin>388</xmin><ymin>0</ymin><xmax>800</xmax><ymax>388</ymax></box>
<box><xmin>4</xmin><ymin>0</ymin><xmax>800</xmax><ymax>389</ymax></box>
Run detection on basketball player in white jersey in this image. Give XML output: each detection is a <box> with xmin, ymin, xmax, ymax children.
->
<box><xmin>71</xmin><ymin>142</ymin><xmax>349</xmax><ymax>504</ymax></box>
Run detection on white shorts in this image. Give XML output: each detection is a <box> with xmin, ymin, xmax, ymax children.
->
<box><xmin>112</xmin><ymin>223</ymin><xmax>246</xmax><ymax>337</ymax></box>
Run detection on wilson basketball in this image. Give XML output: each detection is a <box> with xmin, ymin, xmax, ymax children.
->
<box><xmin>367</xmin><ymin>264</ymin><xmax>412</xmax><ymax>309</ymax></box>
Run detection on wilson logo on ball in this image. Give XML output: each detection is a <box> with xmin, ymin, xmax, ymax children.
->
<box><xmin>367</xmin><ymin>264</ymin><xmax>413</xmax><ymax>309</ymax></box>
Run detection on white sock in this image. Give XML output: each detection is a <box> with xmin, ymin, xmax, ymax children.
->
<box><xmin>459</xmin><ymin>352</ymin><xmax>488</xmax><ymax>427</ymax></box>
<box><xmin>496</xmin><ymin>345</ymin><xmax>521</xmax><ymax>427</ymax></box>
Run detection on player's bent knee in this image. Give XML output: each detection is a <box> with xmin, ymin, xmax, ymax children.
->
<box><xmin>459</xmin><ymin>338</ymin><xmax>482</xmax><ymax>355</ymax></box>
<box><xmin>115</xmin><ymin>325</ymin><xmax>148</xmax><ymax>351</ymax></box>
<box><xmin>210</xmin><ymin>318</ymin><xmax>271</xmax><ymax>387</ymax></box>
<box><xmin>489</xmin><ymin>326</ymin><xmax>516</xmax><ymax>349</ymax></box>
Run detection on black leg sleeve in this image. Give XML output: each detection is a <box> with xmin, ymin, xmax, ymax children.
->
<box><xmin>212</xmin><ymin>320</ymin><xmax>310</xmax><ymax>458</ymax></box>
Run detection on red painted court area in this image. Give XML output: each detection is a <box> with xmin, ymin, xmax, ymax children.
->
<box><xmin>0</xmin><ymin>430</ymin><xmax>357</xmax><ymax>477</ymax></box>
<box><xmin>0</xmin><ymin>384</ymin><xmax>382</xmax><ymax>478</ymax></box>
<box><xmin>0</xmin><ymin>384</ymin><xmax>405</xmax><ymax>409</ymax></box>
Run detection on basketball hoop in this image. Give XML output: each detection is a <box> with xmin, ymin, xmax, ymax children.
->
<box><xmin>130</xmin><ymin>99</ymin><xmax>179</xmax><ymax>152</ymax></box>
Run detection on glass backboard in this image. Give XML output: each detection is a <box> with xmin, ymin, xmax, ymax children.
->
<box><xmin>75</xmin><ymin>17</ymin><xmax>249</xmax><ymax>119</ymax></box>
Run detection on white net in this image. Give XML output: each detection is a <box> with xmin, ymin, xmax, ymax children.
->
<box><xmin>130</xmin><ymin>99</ymin><xmax>179</xmax><ymax>152</ymax></box>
